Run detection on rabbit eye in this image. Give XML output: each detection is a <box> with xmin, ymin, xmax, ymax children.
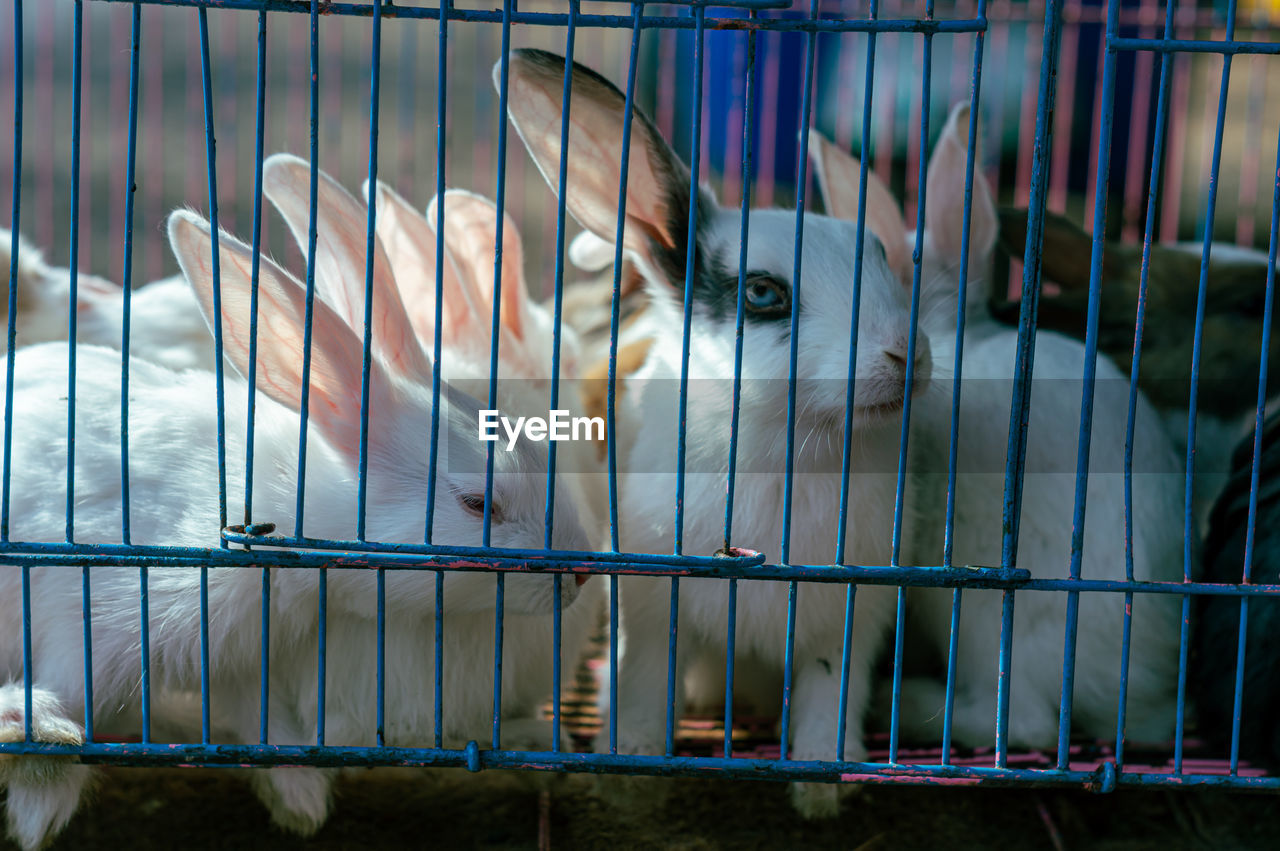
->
<box><xmin>743</xmin><ymin>275</ymin><xmax>791</xmax><ymax>318</ymax></box>
<box><xmin>459</xmin><ymin>492</ymin><xmax>502</xmax><ymax>523</ymax></box>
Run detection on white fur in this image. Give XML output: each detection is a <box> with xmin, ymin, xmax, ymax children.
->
<box><xmin>352</xmin><ymin>174</ymin><xmax>609</xmax><ymax>548</ymax></box>
<box><xmin>501</xmin><ymin>49</ymin><xmax>933</xmax><ymax>818</ymax></box>
<box><xmin>0</xmin><ymin>211</ymin><xmax>596</xmax><ymax>849</ymax></box>
<box><xmin>814</xmin><ymin>103</ymin><xmax>1187</xmax><ymax>749</ymax></box>
<box><xmin>611</xmin><ymin>210</ymin><xmax>926</xmax><ymax>818</ymax></box>
<box><xmin>1</xmin><ymin>227</ymin><xmax>216</xmax><ymax>370</ymax></box>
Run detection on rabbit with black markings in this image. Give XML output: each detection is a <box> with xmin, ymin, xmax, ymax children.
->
<box><xmin>502</xmin><ymin>48</ymin><xmax>931</xmax><ymax>818</ymax></box>
<box><xmin>0</xmin><ymin>209</ymin><xmax>593</xmax><ymax>850</ymax></box>
<box><xmin>812</xmin><ymin>103</ymin><xmax>1186</xmax><ymax>751</ymax></box>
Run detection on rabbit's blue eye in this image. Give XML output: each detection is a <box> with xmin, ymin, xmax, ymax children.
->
<box><xmin>743</xmin><ymin>274</ymin><xmax>791</xmax><ymax>318</ymax></box>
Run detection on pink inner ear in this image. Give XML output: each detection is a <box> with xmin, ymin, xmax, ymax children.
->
<box><xmin>438</xmin><ymin>192</ymin><xmax>533</xmax><ymax>346</ymax></box>
<box><xmin>508</xmin><ymin>62</ymin><xmax>676</xmax><ymax>265</ymax></box>
<box><xmin>497</xmin><ymin>208</ymin><xmax>527</xmax><ymax>343</ymax></box>
<box><xmin>808</xmin><ymin>130</ymin><xmax>910</xmax><ymax>282</ymax></box>
<box><xmin>373</xmin><ymin>182</ymin><xmax>442</xmax><ymax>348</ymax></box>
<box><xmin>925</xmin><ymin>104</ymin><xmax>997</xmax><ymax>265</ymax></box>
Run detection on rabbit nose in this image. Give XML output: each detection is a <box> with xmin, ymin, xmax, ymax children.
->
<box><xmin>883</xmin><ymin>336</ymin><xmax>930</xmax><ymax>371</ymax></box>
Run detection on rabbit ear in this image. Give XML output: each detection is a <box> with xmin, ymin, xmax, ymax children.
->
<box><xmin>923</xmin><ymin>102</ymin><xmax>998</xmax><ymax>266</ymax></box>
<box><xmin>999</xmin><ymin>207</ymin><xmax>1114</xmax><ymax>292</ymax></box>
<box><xmin>362</xmin><ymin>178</ymin><xmax>473</xmax><ymax>351</ymax></box>
<box><xmin>807</xmin><ymin>129</ymin><xmax>910</xmax><ymax>282</ymax></box>
<box><xmin>430</xmin><ymin>189</ymin><xmax>532</xmax><ymax>346</ymax></box>
<box><xmin>167</xmin><ymin>209</ymin><xmax>405</xmax><ymax>464</ymax></box>
<box><xmin>261</xmin><ymin>154</ymin><xmax>432</xmax><ymax>382</ymax></box>
<box><xmin>501</xmin><ymin>48</ymin><xmax>701</xmax><ymax>291</ymax></box>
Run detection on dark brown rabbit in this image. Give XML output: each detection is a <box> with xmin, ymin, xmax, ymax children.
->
<box><xmin>992</xmin><ymin>208</ymin><xmax>1277</xmax><ymax>422</ymax></box>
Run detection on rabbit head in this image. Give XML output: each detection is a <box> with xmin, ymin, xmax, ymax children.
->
<box><xmin>993</xmin><ymin>208</ymin><xmax>1278</xmax><ymax>420</ymax></box>
<box><xmin>167</xmin><ymin>209</ymin><xmax>590</xmax><ymax>614</ymax></box>
<box><xmin>0</xmin><ymin>228</ymin><xmax>124</xmax><ymax>350</ymax></box>
<box><xmin>500</xmin><ymin>48</ymin><xmax>929</xmax><ymax>436</ymax></box>
<box><xmin>810</xmin><ymin>101</ymin><xmax>1000</xmax><ymax>332</ymax></box>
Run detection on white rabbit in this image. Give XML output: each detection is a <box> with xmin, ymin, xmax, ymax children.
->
<box><xmin>812</xmin><ymin>104</ymin><xmax>1186</xmax><ymax>750</ymax></box>
<box><xmin>331</xmin><ymin>164</ymin><xmax>610</xmax><ymax>547</ymax></box>
<box><xmin>1</xmin><ymin>227</ymin><xmax>216</xmax><ymax>370</ymax></box>
<box><xmin>502</xmin><ymin>49</ymin><xmax>933</xmax><ymax>818</ymax></box>
<box><xmin>257</xmin><ymin>152</ymin><xmax>604</xmax><ymax>704</ymax></box>
<box><xmin>0</xmin><ymin>209</ymin><xmax>594</xmax><ymax>849</ymax></box>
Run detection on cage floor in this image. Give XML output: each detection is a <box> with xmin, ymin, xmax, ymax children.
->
<box><xmin>544</xmin><ymin>626</ymin><xmax>1272</xmax><ymax>782</ymax></box>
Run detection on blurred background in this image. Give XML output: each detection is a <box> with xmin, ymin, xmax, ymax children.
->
<box><xmin>2</xmin><ymin>0</ymin><xmax>1279</xmax><ymax>300</ymax></box>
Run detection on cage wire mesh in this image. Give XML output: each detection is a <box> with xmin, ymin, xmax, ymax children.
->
<box><xmin>1</xmin><ymin>0</ymin><xmax>1279</xmax><ymax>846</ymax></box>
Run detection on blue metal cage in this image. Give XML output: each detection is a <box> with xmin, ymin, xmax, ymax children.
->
<box><xmin>1</xmin><ymin>0</ymin><xmax>1279</xmax><ymax>844</ymax></box>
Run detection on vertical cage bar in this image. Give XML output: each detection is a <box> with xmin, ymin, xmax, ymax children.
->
<box><xmin>295</xmin><ymin>0</ymin><xmax>326</xmax><ymax>746</ymax></box>
<box><xmin>1227</xmin><ymin>105</ymin><xmax>1280</xmax><ymax>775</ymax></box>
<box><xmin>1055</xmin><ymin>0</ymin><xmax>1123</xmax><ymax>769</ymax></box>
<box><xmin>359</xmin><ymin>0</ymin><xmax>386</xmax><ymax>747</ymax></box>
<box><xmin>887</xmin><ymin>0</ymin><xmax>937</xmax><ymax>762</ymax></box>
<box><xmin>722</xmin><ymin>17</ymin><xmax>757</xmax><ymax>555</ymax></box>
<box><xmin>673</xmin><ymin>2</ymin><xmax>707</xmax><ymax>557</ymax></box>
<box><xmin>425</xmin><ymin>0</ymin><xmax>450</xmax><ymax>545</ymax></box>
<box><xmin>546</xmin><ymin>1</ymin><xmax>581</xmax><ymax>753</ymax></box>
<box><xmin>721</xmin><ymin>11</ymin><xmax>758</xmax><ymax>759</ymax></box>
<box><xmin>779</xmin><ymin>579</ymin><xmax>798</xmax><ymax>760</ymax></box>
<box><xmin>723</xmin><ymin>576</ymin><xmax>739</xmax><ymax>759</ymax></box>
<box><xmin>434</xmin><ymin>569</ymin><xmax>444</xmax><ymax>748</ymax></box>
<box><xmin>66</xmin><ymin>0</ymin><xmax>83</xmax><ymax>546</ymax></box>
<box><xmin>605</xmin><ymin>2</ymin><xmax>645</xmax><ymax>558</ymax></box>
<box><xmin>196</xmin><ymin>4</ymin><xmax>226</xmax><ymax>745</ymax></box>
<box><xmin>665</xmin><ymin>0</ymin><xmax>708</xmax><ymax>759</ymax></box>
<box><xmin>69</xmin><ymin>0</ymin><xmax>93</xmax><ymax>741</ymax></box>
<box><xmin>777</xmin><ymin>0</ymin><xmax>820</xmax><ymax>764</ymax></box>
<box><xmin>294</xmin><ymin>0</ymin><xmax>321</xmax><ymax>541</ymax></box>
<box><xmin>941</xmin><ymin>0</ymin><xmax>988</xmax><ymax>761</ymax></box>
<box><xmin>484</xmin><ymin>2</ymin><xmax>514</xmax><ymax>551</ymax></box>
<box><xmin>1003</xmin><ymin>0</ymin><xmax>1066</xmax><ymax>566</ymax></box>
<box><xmin>4</xmin><ymin>0</ymin><xmax>22</xmax><ymax>546</ymax></box>
<box><xmin>357</xmin><ymin>0</ymin><xmax>386</xmax><ymax>545</ymax></box>
<box><xmin>118</xmin><ymin>0</ymin><xmax>147</xmax><ymax>742</ymax></box>
<box><xmin>1182</xmin><ymin>1</ymin><xmax>1239</xmax><ymax>611</ymax></box>
<box><xmin>779</xmin><ymin>4</ymin><xmax>820</xmax><ymax>566</ymax></box>
<box><xmin>248</xmin><ymin>6</ymin><xmax>270</xmax><ymax>746</ymax></box>
<box><xmin>1168</xmin><ymin>1</ymin><xmax>1244</xmax><ymax>772</ymax></box>
<box><xmin>995</xmin><ymin>0</ymin><xmax>1068</xmax><ymax>766</ymax></box>
<box><xmin>835</xmin><ymin>583</ymin><xmax>856</xmax><ymax>761</ymax></box>
<box><xmin>120</xmin><ymin>2</ymin><xmax>141</xmax><ymax>549</ymax></box>
<box><xmin>833</xmin><ymin>0</ymin><xmax>881</xmax><ymax>762</ymax></box>
<box><xmin>1128</xmin><ymin>0</ymin><xmax>1180</xmax><ymax>773</ymax></box>
<box><xmin>489</xmin><ymin>0</ymin><xmax>515</xmax><ymax>751</ymax></box>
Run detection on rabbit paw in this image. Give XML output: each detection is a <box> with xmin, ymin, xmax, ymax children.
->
<box><xmin>249</xmin><ymin>766</ymin><xmax>335</xmax><ymax>837</ymax></box>
<box><xmin>789</xmin><ymin>781</ymin><xmax>854</xmax><ymax>820</ymax></box>
<box><xmin>0</xmin><ymin>683</ymin><xmax>93</xmax><ymax>851</ymax></box>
